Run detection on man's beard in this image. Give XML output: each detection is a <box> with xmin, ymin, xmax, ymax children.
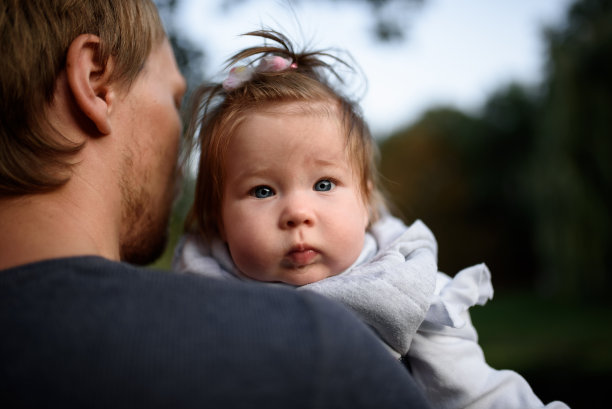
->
<box><xmin>118</xmin><ymin>163</ymin><xmax>177</xmax><ymax>266</ymax></box>
<box><xmin>119</xmin><ymin>183</ymin><xmax>171</xmax><ymax>265</ymax></box>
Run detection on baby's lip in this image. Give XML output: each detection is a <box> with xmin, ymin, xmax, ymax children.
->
<box><xmin>284</xmin><ymin>244</ymin><xmax>319</xmax><ymax>267</ymax></box>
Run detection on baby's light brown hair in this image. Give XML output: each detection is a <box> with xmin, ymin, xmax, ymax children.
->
<box><xmin>185</xmin><ymin>30</ymin><xmax>386</xmax><ymax>240</ymax></box>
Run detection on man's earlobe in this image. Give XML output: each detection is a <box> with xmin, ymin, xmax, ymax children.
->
<box><xmin>66</xmin><ymin>34</ymin><xmax>113</xmax><ymax>135</ymax></box>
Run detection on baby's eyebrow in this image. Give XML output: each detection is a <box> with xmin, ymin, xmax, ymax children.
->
<box><xmin>313</xmin><ymin>157</ymin><xmax>336</xmax><ymax>165</ymax></box>
<box><xmin>312</xmin><ymin>158</ymin><xmax>349</xmax><ymax>171</ymax></box>
<box><xmin>232</xmin><ymin>163</ymin><xmax>277</xmax><ymax>180</ymax></box>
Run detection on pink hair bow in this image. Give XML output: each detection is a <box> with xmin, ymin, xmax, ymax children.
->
<box><xmin>222</xmin><ymin>55</ymin><xmax>297</xmax><ymax>91</ymax></box>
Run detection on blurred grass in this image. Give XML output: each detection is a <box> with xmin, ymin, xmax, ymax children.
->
<box><xmin>471</xmin><ymin>291</ymin><xmax>612</xmax><ymax>372</ymax></box>
<box><xmin>471</xmin><ymin>291</ymin><xmax>612</xmax><ymax>407</ymax></box>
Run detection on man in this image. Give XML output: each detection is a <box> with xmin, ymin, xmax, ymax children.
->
<box><xmin>0</xmin><ymin>1</ymin><xmax>432</xmax><ymax>408</ymax></box>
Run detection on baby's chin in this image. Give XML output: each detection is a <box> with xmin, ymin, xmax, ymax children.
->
<box><xmin>276</xmin><ymin>266</ymin><xmax>345</xmax><ymax>287</ymax></box>
<box><xmin>243</xmin><ymin>265</ymin><xmax>344</xmax><ymax>287</ymax></box>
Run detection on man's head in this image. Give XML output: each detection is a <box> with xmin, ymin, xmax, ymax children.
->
<box><xmin>0</xmin><ymin>0</ymin><xmax>165</xmax><ymax>195</ymax></box>
<box><xmin>113</xmin><ymin>39</ymin><xmax>187</xmax><ymax>264</ymax></box>
<box><xmin>0</xmin><ymin>0</ymin><xmax>186</xmax><ymax>265</ymax></box>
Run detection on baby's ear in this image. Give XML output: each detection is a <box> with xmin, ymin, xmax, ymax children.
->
<box><xmin>65</xmin><ymin>34</ymin><xmax>114</xmax><ymax>135</ymax></box>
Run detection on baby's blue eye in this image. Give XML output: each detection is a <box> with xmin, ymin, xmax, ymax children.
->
<box><xmin>251</xmin><ymin>185</ymin><xmax>275</xmax><ymax>198</ymax></box>
<box><xmin>314</xmin><ymin>179</ymin><xmax>335</xmax><ymax>192</ymax></box>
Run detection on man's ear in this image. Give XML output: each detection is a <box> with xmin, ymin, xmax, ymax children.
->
<box><xmin>65</xmin><ymin>34</ymin><xmax>114</xmax><ymax>135</ymax></box>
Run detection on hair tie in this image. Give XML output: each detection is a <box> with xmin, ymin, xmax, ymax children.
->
<box><xmin>222</xmin><ymin>55</ymin><xmax>297</xmax><ymax>91</ymax></box>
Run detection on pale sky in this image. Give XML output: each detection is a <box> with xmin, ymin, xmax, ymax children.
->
<box><xmin>175</xmin><ymin>0</ymin><xmax>572</xmax><ymax>136</ymax></box>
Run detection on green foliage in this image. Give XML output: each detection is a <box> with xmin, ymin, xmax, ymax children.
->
<box><xmin>472</xmin><ymin>291</ymin><xmax>612</xmax><ymax>372</ymax></box>
<box><xmin>530</xmin><ymin>0</ymin><xmax>612</xmax><ymax>299</ymax></box>
<box><xmin>379</xmin><ymin>88</ymin><xmax>538</xmax><ymax>288</ymax></box>
<box><xmin>470</xmin><ymin>291</ymin><xmax>612</xmax><ymax>407</ymax></box>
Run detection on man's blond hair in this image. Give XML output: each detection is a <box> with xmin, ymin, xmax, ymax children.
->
<box><xmin>0</xmin><ymin>0</ymin><xmax>166</xmax><ymax>195</ymax></box>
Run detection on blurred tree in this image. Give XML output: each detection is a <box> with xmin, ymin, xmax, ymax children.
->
<box><xmin>530</xmin><ymin>0</ymin><xmax>612</xmax><ymax>300</ymax></box>
<box><xmin>380</xmin><ymin>0</ymin><xmax>612</xmax><ymax>302</ymax></box>
<box><xmin>474</xmin><ymin>84</ymin><xmax>541</xmax><ymax>286</ymax></box>
<box><xmin>379</xmin><ymin>85</ymin><xmax>539</xmax><ymax>288</ymax></box>
<box><xmin>378</xmin><ymin>108</ymin><xmax>481</xmax><ymax>277</ymax></box>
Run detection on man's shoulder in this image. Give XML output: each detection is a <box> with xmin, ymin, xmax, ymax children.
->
<box><xmin>1</xmin><ymin>256</ymin><xmax>431</xmax><ymax>408</ymax></box>
<box><xmin>0</xmin><ymin>255</ymin><xmax>367</xmax><ymax>368</ymax></box>
<box><xmin>0</xmin><ymin>255</ymin><xmax>341</xmax><ymax>328</ymax></box>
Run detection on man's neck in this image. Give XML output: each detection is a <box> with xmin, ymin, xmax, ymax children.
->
<box><xmin>0</xmin><ymin>188</ymin><xmax>121</xmax><ymax>270</ymax></box>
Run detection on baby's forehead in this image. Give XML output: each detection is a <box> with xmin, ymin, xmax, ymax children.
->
<box><xmin>255</xmin><ymin>100</ymin><xmax>341</xmax><ymax>118</ymax></box>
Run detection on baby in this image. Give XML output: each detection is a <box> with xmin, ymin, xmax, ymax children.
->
<box><xmin>174</xmin><ymin>30</ymin><xmax>569</xmax><ymax>409</ymax></box>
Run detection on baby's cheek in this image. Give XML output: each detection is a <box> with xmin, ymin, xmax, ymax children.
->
<box><xmin>228</xmin><ymin>236</ymin><xmax>274</xmax><ymax>280</ymax></box>
<box><xmin>227</xmin><ymin>243</ymin><xmax>255</xmax><ymax>276</ymax></box>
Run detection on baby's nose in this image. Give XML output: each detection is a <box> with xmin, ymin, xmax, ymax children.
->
<box><xmin>279</xmin><ymin>199</ymin><xmax>314</xmax><ymax>229</ymax></box>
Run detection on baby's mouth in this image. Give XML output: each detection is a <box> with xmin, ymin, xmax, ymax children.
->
<box><xmin>284</xmin><ymin>245</ymin><xmax>319</xmax><ymax>267</ymax></box>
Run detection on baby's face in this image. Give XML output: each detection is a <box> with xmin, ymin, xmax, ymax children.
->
<box><xmin>220</xmin><ymin>103</ymin><xmax>369</xmax><ymax>286</ymax></box>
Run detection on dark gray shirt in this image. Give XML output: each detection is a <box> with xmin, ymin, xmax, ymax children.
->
<box><xmin>1</xmin><ymin>256</ymin><xmax>432</xmax><ymax>409</ymax></box>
